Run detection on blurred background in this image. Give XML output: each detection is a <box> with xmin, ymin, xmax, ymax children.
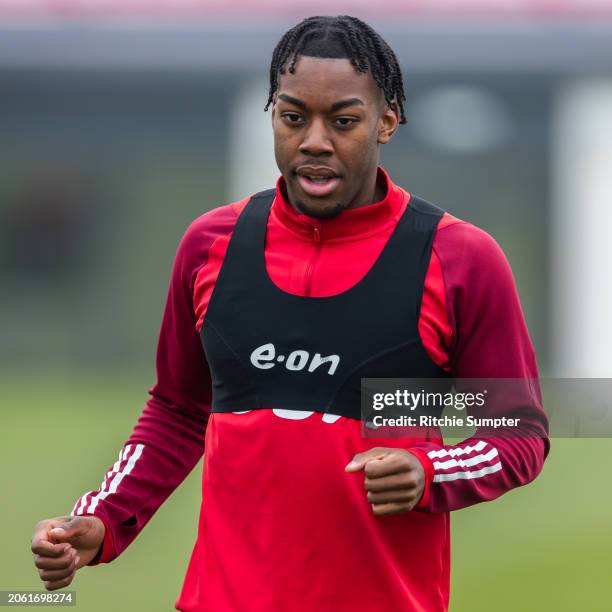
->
<box><xmin>1</xmin><ymin>1</ymin><xmax>611</xmax><ymax>610</ymax></box>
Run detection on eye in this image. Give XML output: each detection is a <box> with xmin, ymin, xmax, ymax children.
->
<box><xmin>281</xmin><ymin>113</ymin><xmax>304</xmax><ymax>125</ymax></box>
<box><xmin>334</xmin><ymin>117</ymin><xmax>358</xmax><ymax>128</ymax></box>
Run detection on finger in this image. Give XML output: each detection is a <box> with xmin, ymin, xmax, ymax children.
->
<box><xmin>44</xmin><ymin>572</ymin><xmax>75</xmax><ymax>591</ymax></box>
<box><xmin>31</xmin><ymin>520</ymin><xmax>72</xmax><ymax>557</ymax></box>
<box><xmin>345</xmin><ymin>448</ymin><xmax>388</xmax><ymax>472</ymax></box>
<box><xmin>31</xmin><ymin>539</ymin><xmax>72</xmax><ymax>558</ymax></box>
<box><xmin>365</xmin><ymin>471</ymin><xmax>418</xmax><ymax>493</ymax></box>
<box><xmin>34</xmin><ymin>549</ymin><xmax>76</xmax><ymax>571</ymax></box>
<box><xmin>363</xmin><ymin>453</ymin><xmax>416</xmax><ymax>478</ymax></box>
<box><xmin>367</xmin><ymin>489</ymin><xmax>417</xmax><ymax>505</ymax></box>
<box><xmin>38</xmin><ymin>557</ymin><xmax>79</xmax><ymax>582</ymax></box>
<box><xmin>371</xmin><ymin>502</ymin><xmax>413</xmax><ymax>516</ymax></box>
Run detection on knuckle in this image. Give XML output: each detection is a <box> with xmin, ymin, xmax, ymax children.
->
<box><xmin>59</xmin><ymin>557</ymin><xmax>71</xmax><ymax>570</ymax></box>
<box><xmin>61</xmin><ymin>575</ymin><xmax>73</xmax><ymax>588</ymax></box>
<box><xmin>401</xmin><ymin>456</ymin><xmax>415</xmax><ymax>469</ymax></box>
<box><xmin>408</xmin><ymin>453</ymin><xmax>421</xmax><ymax>467</ymax></box>
<box><xmin>404</xmin><ymin>476</ymin><xmax>418</xmax><ymax>488</ymax></box>
<box><xmin>364</xmin><ymin>463</ymin><xmax>378</xmax><ymax>476</ymax></box>
<box><xmin>366</xmin><ymin>479</ymin><xmax>382</xmax><ymax>492</ymax></box>
<box><xmin>37</xmin><ymin>558</ymin><xmax>54</xmax><ymax>571</ymax></box>
<box><xmin>45</xmin><ymin>575</ymin><xmax>69</xmax><ymax>591</ymax></box>
<box><xmin>36</xmin><ymin>565</ymin><xmax>49</xmax><ymax>578</ymax></box>
<box><xmin>401</xmin><ymin>471</ymin><xmax>417</xmax><ymax>486</ymax></box>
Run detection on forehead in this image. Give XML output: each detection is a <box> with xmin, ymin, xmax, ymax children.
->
<box><xmin>276</xmin><ymin>55</ymin><xmax>382</xmax><ymax>106</ymax></box>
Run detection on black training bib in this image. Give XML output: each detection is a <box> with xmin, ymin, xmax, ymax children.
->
<box><xmin>200</xmin><ymin>189</ymin><xmax>451</xmax><ymax>419</ymax></box>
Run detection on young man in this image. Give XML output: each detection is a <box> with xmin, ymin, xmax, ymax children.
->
<box><xmin>31</xmin><ymin>15</ymin><xmax>550</xmax><ymax>611</ymax></box>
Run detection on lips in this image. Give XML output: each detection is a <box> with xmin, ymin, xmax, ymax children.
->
<box><xmin>296</xmin><ymin>166</ymin><xmax>341</xmax><ymax>198</ymax></box>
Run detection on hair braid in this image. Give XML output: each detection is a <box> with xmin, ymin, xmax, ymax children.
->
<box><xmin>264</xmin><ymin>15</ymin><xmax>407</xmax><ymax>124</ymax></box>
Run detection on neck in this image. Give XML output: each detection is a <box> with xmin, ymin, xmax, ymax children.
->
<box><xmin>347</xmin><ymin>165</ymin><xmax>384</xmax><ymax>210</ymax></box>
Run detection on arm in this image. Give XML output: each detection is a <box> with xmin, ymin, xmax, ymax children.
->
<box><xmin>412</xmin><ymin>220</ymin><xmax>550</xmax><ymax>513</ymax></box>
<box><xmin>69</xmin><ymin>205</ymin><xmax>238</xmax><ymax>562</ymax></box>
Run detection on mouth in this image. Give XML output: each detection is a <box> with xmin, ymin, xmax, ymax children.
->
<box><xmin>295</xmin><ymin>167</ymin><xmax>341</xmax><ymax>198</ymax></box>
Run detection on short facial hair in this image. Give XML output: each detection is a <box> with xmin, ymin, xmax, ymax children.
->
<box><xmin>294</xmin><ymin>198</ymin><xmax>347</xmax><ymax>219</ymax></box>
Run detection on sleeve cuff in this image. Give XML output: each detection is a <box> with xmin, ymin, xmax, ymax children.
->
<box><xmin>80</xmin><ymin>514</ymin><xmax>116</xmax><ymax>565</ymax></box>
<box><xmin>406</xmin><ymin>447</ymin><xmax>434</xmax><ymax>510</ymax></box>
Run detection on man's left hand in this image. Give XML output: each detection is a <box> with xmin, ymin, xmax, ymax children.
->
<box><xmin>345</xmin><ymin>448</ymin><xmax>425</xmax><ymax>515</ymax></box>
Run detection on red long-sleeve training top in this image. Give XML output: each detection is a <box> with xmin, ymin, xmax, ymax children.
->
<box><xmin>71</xmin><ymin>166</ymin><xmax>550</xmax><ymax>611</ymax></box>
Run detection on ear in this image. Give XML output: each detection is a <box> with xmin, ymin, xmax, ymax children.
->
<box><xmin>377</xmin><ymin>100</ymin><xmax>400</xmax><ymax>145</ymax></box>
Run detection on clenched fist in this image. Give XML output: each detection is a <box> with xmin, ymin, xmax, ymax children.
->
<box><xmin>31</xmin><ymin>516</ymin><xmax>105</xmax><ymax>591</ymax></box>
<box><xmin>345</xmin><ymin>447</ymin><xmax>426</xmax><ymax>515</ymax></box>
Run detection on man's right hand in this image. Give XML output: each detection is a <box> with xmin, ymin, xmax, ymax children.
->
<box><xmin>31</xmin><ymin>516</ymin><xmax>105</xmax><ymax>590</ymax></box>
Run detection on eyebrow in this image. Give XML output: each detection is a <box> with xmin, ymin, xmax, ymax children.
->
<box><xmin>277</xmin><ymin>94</ymin><xmax>365</xmax><ymax>112</ymax></box>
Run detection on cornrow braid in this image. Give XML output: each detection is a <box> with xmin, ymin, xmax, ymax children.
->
<box><xmin>265</xmin><ymin>15</ymin><xmax>407</xmax><ymax>124</ymax></box>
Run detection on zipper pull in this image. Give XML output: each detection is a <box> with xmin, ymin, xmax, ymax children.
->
<box><xmin>313</xmin><ymin>226</ymin><xmax>320</xmax><ymax>242</ymax></box>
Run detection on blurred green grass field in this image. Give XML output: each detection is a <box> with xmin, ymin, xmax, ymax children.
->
<box><xmin>2</xmin><ymin>370</ymin><xmax>612</xmax><ymax>611</ymax></box>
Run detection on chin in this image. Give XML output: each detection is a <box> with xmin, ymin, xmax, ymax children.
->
<box><xmin>295</xmin><ymin>198</ymin><xmax>346</xmax><ymax>219</ymax></box>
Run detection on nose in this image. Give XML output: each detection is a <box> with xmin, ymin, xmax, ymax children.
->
<box><xmin>299</xmin><ymin>117</ymin><xmax>333</xmax><ymax>157</ymax></box>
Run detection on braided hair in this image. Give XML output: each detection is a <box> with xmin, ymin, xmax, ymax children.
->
<box><xmin>265</xmin><ymin>15</ymin><xmax>407</xmax><ymax>124</ymax></box>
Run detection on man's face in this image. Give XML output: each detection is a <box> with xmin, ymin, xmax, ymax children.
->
<box><xmin>271</xmin><ymin>55</ymin><xmax>399</xmax><ymax>218</ymax></box>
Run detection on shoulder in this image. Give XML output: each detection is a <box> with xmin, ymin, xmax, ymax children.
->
<box><xmin>173</xmin><ymin>197</ymin><xmax>251</xmax><ymax>286</ymax></box>
<box><xmin>433</xmin><ymin>213</ymin><xmax>514</xmax><ymax>282</ymax></box>
<box><xmin>180</xmin><ymin>198</ymin><xmax>248</xmax><ymax>252</ymax></box>
<box><xmin>429</xmin><ymin>212</ymin><xmax>525</xmax><ymax>339</ymax></box>
<box><xmin>402</xmin><ymin>188</ymin><xmax>511</xmax><ymax>274</ymax></box>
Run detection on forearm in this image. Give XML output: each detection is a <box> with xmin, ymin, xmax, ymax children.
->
<box><xmin>415</xmin><ymin>220</ymin><xmax>551</xmax><ymax>512</ymax></box>
<box><xmin>412</xmin><ymin>430</ymin><xmax>548</xmax><ymax>513</ymax></box>
<box><xmin>69</xmin><ymin>211</ymin><xmax>223</xmax><ymax>563</ymax></box>
<box><xmin>70</xmin><ymin>391</ymin><xmax>208</xmax><ymax>563</ymax></box>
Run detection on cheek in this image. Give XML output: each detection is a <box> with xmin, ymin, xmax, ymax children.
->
<box><xmin>273</xmin><ymin>134</ymin><xmax>290</xmax><ymax>167</ymax></box>
<box><xmin>343</xmin><ymin>134</ymin><xmax>376</xmax><ymax>171</ymax></box>
<box><xmin>273</xmin><ymin>128</ymin><xmax>298</xmax><ymax>163</ymax></box>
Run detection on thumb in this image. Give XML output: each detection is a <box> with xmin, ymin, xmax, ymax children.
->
<box><xmin>48</xmin><ymin>517</ymin><xmax>84</xmax><ymax>543</ymax></box>
<box><xmin>345</xmin><ymin>448</ymin><xmax>389</xmax><ymax>472</ymax></box>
